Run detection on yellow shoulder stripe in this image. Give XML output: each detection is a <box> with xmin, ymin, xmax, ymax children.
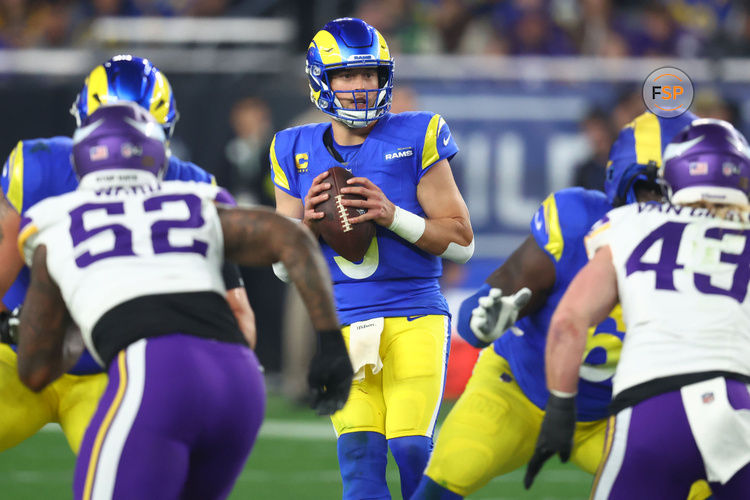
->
<box><xmin>542</xmin><ymin>194</ymin><xmax>564</xmax><ymax>261</ymax></box>
<box><xmin>632</xmin><ymin>112</ymin><xmax>662</xmax><ymax>166</ymax></box>
<box><xmin>421</xmin><ymin>114</ymin><xmax>444</xmax><ymax>170</ymax></box>
<box><xmin>17</xmin><ymin>223</ymin><xmax>38</xmax><ymax>260</ymax></box>
<box><xmin>270</xmin><ymin>135</ymin><xmax>290</xmax><ymax>191</ymax></box>
<box><xmin>6</xmin><ymin>141</ymin><xmax>24</xmax><ymax>212</ymax></box>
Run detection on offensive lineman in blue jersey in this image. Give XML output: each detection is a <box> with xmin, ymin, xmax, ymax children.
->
<box><xmin>412</xmin><ymin>110</ymin><xmax>712</xmax><ymax>500</ymax></box>
<box><xmin>271</xmin><ymin>18</ymin><xmax>474</xmax><ymax>500</ymax></box>
<box><xmin>0</xmin><ymin>55</ymin><xmax>255</xmax><ymax>454</ymax></box>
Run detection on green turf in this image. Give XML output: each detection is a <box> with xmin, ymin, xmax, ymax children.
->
<box><xmin>0</xmin><ymin>394</ymin><xmax>592</xmax><ymax>499</ymax></box>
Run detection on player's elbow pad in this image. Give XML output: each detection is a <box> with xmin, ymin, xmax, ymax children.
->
<box><xmin>440</xmin><ymin>238</ymin><xmax>474</xmax><ymax>264</ymax></box>
<box><xmin>272</xmin><ymin>261</ymin><xmax>291</xmax><ymax>283</ymax></box>
<box><xmin>457</xmin><ymin>284</ymin><xmax>493</xmax><ymax>348</ymax></box>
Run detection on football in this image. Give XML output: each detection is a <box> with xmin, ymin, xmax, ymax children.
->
<box><xmin>313</xmin><ymin>166</ymin><xmax>376</xmax><ymax>262</ymax></box>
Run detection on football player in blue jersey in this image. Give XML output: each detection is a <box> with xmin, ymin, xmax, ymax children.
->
<box><xmin>0</xmin><ymin>54</ymin><xmax>256</xmax><ymax>454</ymax></box>
<box><xmin>411</xmin><ymin>110</ymin><xmax>712</xmax><ymax>500</ymax></box>
<box><xmin>270</xmin><ymin>17</ymin><xmax>474</xmax><ymax>500</ymax></box>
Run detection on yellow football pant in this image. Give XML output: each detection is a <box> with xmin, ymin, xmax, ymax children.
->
<box><xmin>424</xmin><ymin>347</ymin><xmax>605</xmax><ymax>496</ymax></box>
<box><xmin>425</xmin><ymin>347</ymin><xmax>712</xmax><ymax>499</ymax></box>
<box><xmin>332</xmin><ymin>315</ymin><xmax>449</xmax><ymax>439</ymax></box>
<box><xmin>0</xmin><ymin>344</ymin><xmax>107</xmax><ymax>454</ymax></box>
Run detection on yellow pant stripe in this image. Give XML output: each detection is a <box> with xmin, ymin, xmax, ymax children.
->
<box><xmin>83</xmin><ymin>352</ymin><xmax>128</xmax><ymax>500</ymax></box>
<box><xmin>590</xmin><ymin>414</ymin><xmax>616</xmax><ymax>499</ymax></box>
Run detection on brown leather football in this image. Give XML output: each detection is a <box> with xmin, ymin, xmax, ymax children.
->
<box><xmin>313</xmin><ymin>166</ymin><xmax>376</xmax><ymax>262</ymax></box>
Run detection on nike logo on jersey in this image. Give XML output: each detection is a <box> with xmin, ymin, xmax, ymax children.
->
<box><xmin>406</xmin><ymin>315</ymin><xmax>426</xmax><ymax>321</ymax></box>
<box><xmin>443</xmin><ymin>135</ymin><xmax>450</xmax><ymax>146</ymax></box>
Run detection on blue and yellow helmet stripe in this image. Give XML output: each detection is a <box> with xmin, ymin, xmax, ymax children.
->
<box><xmin>72</xmin><ymin>55</ymin><xmax>178</xmax><ymax>138</ymax></box>
<box><xmin>605</xmin><ymin>110</ymin><xmax>697</xmax><ymax>206</ymax></box>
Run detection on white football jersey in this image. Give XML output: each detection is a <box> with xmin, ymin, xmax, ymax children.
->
<box><xmin>586</xmin><ymin>202</ymin><xmax>750</xmax><ymax>397</ymax></box>
<box><xmin>19</xmin><ymin>171</ymin><xmax>229</xmax><ymax>365</ymax></box>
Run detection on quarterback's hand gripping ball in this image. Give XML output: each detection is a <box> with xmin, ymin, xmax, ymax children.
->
<box><xmin>313</xmin><ymin>166</ymin><xmax>375</xmax><ymax>262</ymax></box>
<box><xmin>470</xmin><ymin>287</ymin><xmax>532</xmax><ymax>343</ymax></box>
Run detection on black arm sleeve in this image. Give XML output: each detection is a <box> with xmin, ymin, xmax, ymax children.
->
<box><xmin>222</xmin><ymin>261</ymin><xmax>244</xmax><ymax>290</ymax></box>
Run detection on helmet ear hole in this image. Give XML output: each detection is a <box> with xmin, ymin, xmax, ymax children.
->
<box><xmin>377</xmin><ymin>66</ymin><xmax>390</xmax><ymax>88</ymax></box>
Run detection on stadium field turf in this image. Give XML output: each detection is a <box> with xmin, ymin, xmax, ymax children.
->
<box><xmin>0</xmin><ymin>394</ymin><xmax>591</xmax><ymax>499</ymax></box>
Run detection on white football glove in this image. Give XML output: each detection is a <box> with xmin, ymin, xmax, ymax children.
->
<box><xmin>470</xmin><ymin>287</ymin><xmax>532</xmax><ymax>343</ymax></box>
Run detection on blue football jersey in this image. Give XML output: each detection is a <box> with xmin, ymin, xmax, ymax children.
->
<box><xmin>494</xmin><ymin>188</ymin><xmax>626</xmax><ymax>421</ymax></box>
<box><xmin>270</xmin><ymin>112</ymin><xmax>458</xmax><ymax>324</ymax></box>
<box><xmin>1</xmin><ymin>136</ymin><xmax>215</xmax><ymax>374</ymax></box>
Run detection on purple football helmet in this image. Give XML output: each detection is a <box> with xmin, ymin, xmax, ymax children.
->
<box><xmin>661</xmin><ymin>118</ymin><xmax>750</xmax><ymax>205</ymax></box>
<box><xmin>72</xmin><ymin>101</ymin><xmax>167</xmax><ymax>180</ymax></box>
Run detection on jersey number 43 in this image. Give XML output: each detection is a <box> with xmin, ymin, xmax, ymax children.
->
<box><xmin>626</xmin><ymin>221</ymin><xmax>750</xmax><ymax>303</ymax></box>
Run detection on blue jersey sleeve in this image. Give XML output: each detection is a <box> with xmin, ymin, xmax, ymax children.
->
<box><xmin>530</xmin><ymin>187</ymin><xmax>609</xmax><ymax>270</ymax></box>
<box><xmin>163</xmin><ymin>156</ymin><xmax>215</xmax><ymax>184</ymax></box>
<box><xmin>417</xmin><ymin>113</ymin><xmax>458</xmax><ymax>180</ymax></box>
<box><xmin>1</xmin><ymin>137</ymin><xmax>78</xmax><ymax>214</ymax></box>
<box><xmin>269</xmin><ymin>131</ymin><xmax>300</xmax><ymax>198</ymax></box>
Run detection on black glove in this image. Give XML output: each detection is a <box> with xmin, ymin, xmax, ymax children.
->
<box><xmin>307</xmin><ymin>329</ymin><xmax>353</xmax><ymax>416</ymax></box>
<box><xmin>524</xmin><ymin>393</ymin><xmax>576</xmax><ymax>489</ymax></box>
<box><xmin>0</xmin><ymin>306</ymin><xmax>21</xmax><ymax>344</ymax></box>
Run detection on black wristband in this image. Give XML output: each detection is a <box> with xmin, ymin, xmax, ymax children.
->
<box><xmin>316</xmin><ymin>328</ymin><xmax>343</xmax><ymax>347</ymax></box>
<box><xmin>0</xmin><ymin>312</ymin><xmax>12</xmax><ymax>344</ymax></box>
<box><xmin>221</xmin><ymin>261</ymin><xmax>244</xmax><ymax>290</ymax></box>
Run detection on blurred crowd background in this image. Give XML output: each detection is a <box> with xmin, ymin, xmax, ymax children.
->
<box><xmin>0</xmin><ymin>0</ymin><xmax>746</xmax><ymax>393</ymax></box>
<box><xmin>1</xmin><ymin>0</ymin><xmax>748</xmax><ymax>57</ymax></box>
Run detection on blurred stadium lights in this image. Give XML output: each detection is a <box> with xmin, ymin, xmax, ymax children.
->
<box><xmin>90</xmin><ymin>17</ymin><xmax>295</xmax><ymax>45</ymax></box>
<box><xmin>395</xmin><ymin>55</ymin><xmax>715</xmax><ymax>82</ymax></box>
<box><xmin>0</xmin><ymin>17</ymin><xmax>296</xmax><ymax>75</ymax></box>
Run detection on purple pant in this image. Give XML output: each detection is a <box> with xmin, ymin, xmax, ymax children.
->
<box><xmin>593</xmin><ymin>379</ymin><xmax>750</xmax><ymax>499</ymax></box>
<box><xmin>74</xmin><ymin>334</ymin><xmax>265</xmax><ymax>500</ymax></box>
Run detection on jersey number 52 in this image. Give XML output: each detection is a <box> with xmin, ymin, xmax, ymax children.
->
<box><xmin>69</xmin><ymin>193</ymin><xmax>208</xmax><ymax>268</ymax></box>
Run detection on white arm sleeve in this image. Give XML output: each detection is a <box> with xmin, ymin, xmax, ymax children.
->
<box><xmin>440</xmin><ymin>238</ymin><xmax>474</xmax><ymax>264</ymax></box>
